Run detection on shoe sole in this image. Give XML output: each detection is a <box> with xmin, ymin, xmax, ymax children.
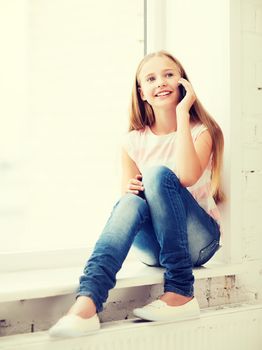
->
<box><xmin>49</xmin><ymin>327</ymin><xmax>100</xmax><ymax>339</ymax></box>
<box><xmin>133</xmin><ymin>309</ymin><xmax>200</xmax><ymax>322</ymax></box>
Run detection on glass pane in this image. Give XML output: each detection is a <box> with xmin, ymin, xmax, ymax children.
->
<box><xmin>0</xmin><ymin>0</ymin><xmax>144</xmax><ymax>252</ymax></box>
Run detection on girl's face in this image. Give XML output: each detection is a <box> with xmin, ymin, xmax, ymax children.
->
<box><xmin>138</xmin><ymin>55</ymin><xmax>181</xmax><ymax>109</ymax></box>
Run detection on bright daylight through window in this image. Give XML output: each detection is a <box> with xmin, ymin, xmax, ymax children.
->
<box><xmin>0</xmin><ymin>0</ymin><xmax>144</xmax><ymax>255</ymax></box>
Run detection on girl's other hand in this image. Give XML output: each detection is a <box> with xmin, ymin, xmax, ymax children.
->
<box><xmin>176</xmin><ymin>78</ymin><xmax>196</xmax><ymax>115</ymax></box>
<box><xmin>126</xmin><ymin>174</ymin><xmax>144</xmax><ymax>195</ymax></box>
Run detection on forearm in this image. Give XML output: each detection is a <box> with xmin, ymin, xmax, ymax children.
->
<box><xmin>174</xmin><ymin>114</ymin><xmax>202</xmax><ymax>186</ymax></box>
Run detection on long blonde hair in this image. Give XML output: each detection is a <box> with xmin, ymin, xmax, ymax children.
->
<box><xmin>129</xmin><ymin>51</ymin><xmax>224</xmax><ymax>203</ymax></box>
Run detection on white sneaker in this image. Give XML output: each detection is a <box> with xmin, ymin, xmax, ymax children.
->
<box><xmin>48</xmin><ymin>314</ymin><xmax>100</xmax><ymax>338</ymax></box>
<box><xmin>133</xmin><ymin>297</ymin><xmax>200</xmax><ymax>322</ymax></box>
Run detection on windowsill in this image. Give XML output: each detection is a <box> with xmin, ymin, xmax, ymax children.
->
<box><xmin>0</xmin><ymin>260</ymin><xmax>249</xmax><ymax>303</ymax></box>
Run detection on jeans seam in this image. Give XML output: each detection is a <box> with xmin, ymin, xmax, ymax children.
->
<box><xmin>195</xmin><ymin>238</ymin><xmax>220</xmax><ymax>266</ymax></box>
<box><xmin>159</xmin><ymin>170</ymin><xmax>194</xmax><ymax>294</ymax></box>
<box><xmin>164</xmin><ymin>171</ymin><xmax>189</xmax><ymax>254</ymax></box>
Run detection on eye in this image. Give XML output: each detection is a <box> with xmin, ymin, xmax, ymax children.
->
<box><xmin>146</xmin><ymin>76</ymin><xmax>155</xmax><ymax>82</ymax></box>
<box><xmin>166</xmin><ymin>72</ymin><xmax>174</xmax><ymax>78</ymax></box>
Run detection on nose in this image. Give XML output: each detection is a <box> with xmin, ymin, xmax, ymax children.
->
<box><xmin>156</xmin><ymin>76</ymin><xmax>167</xmax><ymax>87</ymax></box>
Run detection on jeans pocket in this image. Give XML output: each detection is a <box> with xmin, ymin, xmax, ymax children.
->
<box><xmin>195</xmin><ymin>239</ymin><xmax>221</xmax><ymax>266</ymax></box>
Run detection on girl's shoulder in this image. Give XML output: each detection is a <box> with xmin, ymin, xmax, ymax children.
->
<box><xmin>125</xmin><ymin>126</ymin><xmax>149</xmax><ymax>139</ymax></box>
<box><xmin>130</xmin><ymin>126</ymin><xmax>148</xmax><ymax>134</ymax></box>
<box><xmin>121</xmin><ymin>127</ymin><xmax>148</xmax><ymax>150</ymax></box>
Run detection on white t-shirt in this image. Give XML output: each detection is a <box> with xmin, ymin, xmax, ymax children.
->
<box><xmin>122</xmin><ymin>123</ymin><xmax>221</xmax><ymax>226</ymax></box>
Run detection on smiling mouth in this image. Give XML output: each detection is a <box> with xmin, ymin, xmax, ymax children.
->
<box><xmin>155</xmin><ymin>91</ymin><xmax>172</xmax><ymax>97</ymax></box>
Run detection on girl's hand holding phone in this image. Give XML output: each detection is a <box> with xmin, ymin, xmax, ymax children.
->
<box><xmin>126</xmin><ymin>174</ymin><xmax>144</xmax><ymax>195</ymax></box>
<box><xmin>176</xmin><ymin>78</ymin><xmax>196</xmax><ymax>116</ymax></box>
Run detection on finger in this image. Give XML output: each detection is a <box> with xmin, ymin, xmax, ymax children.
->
<box><xmin>178</xmin><ymin>78</ymin><xmax>191</xmax><ymax>88</ymax></box>
<box><xmin>178</xmin><ymin>77</ymin><xmax>188</xmax><ymax>84</ymax></box>
<box><xmin>128</xmin><ymin>183</ymin><xmax>144</xmax><ymax>191</ymax></box>
<box><xmin>178</xmin><ymin>78</ymin><xmax>193</xmax><ymax>92</ymax></box>
<box><xmin>126</xmin><ymin>189</ymin><xmax>139</xmax><ymax>195</ymax></box>
<box><xmin>130</xmin><ymin>178</ymin><xmax>143</xmax><ymax>186</ymax></box>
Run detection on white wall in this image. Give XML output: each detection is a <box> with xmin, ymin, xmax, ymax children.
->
<box><xmin>240</xmin><ymin>0</ymin><xmax>262</xmax><ymax>261</ymax></box>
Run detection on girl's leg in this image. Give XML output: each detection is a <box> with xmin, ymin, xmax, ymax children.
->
<box><xmin>75</xmin><ymin>193</ymin><xmax>150</xmax><ymax>313</ymax></box>
<box><xmin>49</xmin><ymin>193</ymin><xmax>150</xmax><ymax>337</ymax></box>
<box><xmin>139</xmin><ymin>165</ymin><xmax>221</xmax><ymax>299</ymax></box>
<box><xmin>133</xmin><ymin>168</ymin><xmax>221</xmax><ymax>270</ymax></box>
<box><xmin>132</xmin><ymin>219</ymin><xmax>161</xmax><ymax>267</ymax></box>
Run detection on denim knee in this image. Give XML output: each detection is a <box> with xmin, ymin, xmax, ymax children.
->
<box><xmin>119</xmin><ymin>192</ymin><xmax>148</xmax><ymax>213</ymax></box>
<box><xmin>142</xmin><ymin>166</ymin><xmax>180</xmax><ymax>194</ymax></box>
<box><xmin>106</xmin><ymin>193</ymin><xmax>149</xmax><ymax>235</ymax></box>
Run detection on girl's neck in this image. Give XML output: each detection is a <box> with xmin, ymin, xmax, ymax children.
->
<box><xmin>150</xmin><ymin>107</ymin><xmax>177</xmax><ymax>135</ymax></box>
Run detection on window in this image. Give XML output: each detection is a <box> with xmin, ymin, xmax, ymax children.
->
<box><xmin>0</xmin><ymin>0</ymin><xmax>144</xmax><ymax>259</ymax></box>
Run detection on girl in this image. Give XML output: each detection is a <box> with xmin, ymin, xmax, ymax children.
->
<box><xmin>49</xmin><ymin>50</ymin><xmax>224</xmax><ymax>337</ymax></box>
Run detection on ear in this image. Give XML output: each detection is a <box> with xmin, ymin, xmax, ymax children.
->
<box><xmin>138</xmin><ymin>86</ymin><xmax>146</xmax><ymax>101</ymax></box>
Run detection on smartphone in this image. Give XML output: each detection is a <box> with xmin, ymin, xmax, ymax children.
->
<box><xmin>179</xmin><ymin>84</ymin><xmax>186</xmax><ymax>101</ymax></box>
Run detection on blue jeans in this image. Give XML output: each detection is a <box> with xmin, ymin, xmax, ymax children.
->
<box><xmin>77</xmin><ymin>166</ymin><xmax>221</xmax><ymax>312</ymax></box>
